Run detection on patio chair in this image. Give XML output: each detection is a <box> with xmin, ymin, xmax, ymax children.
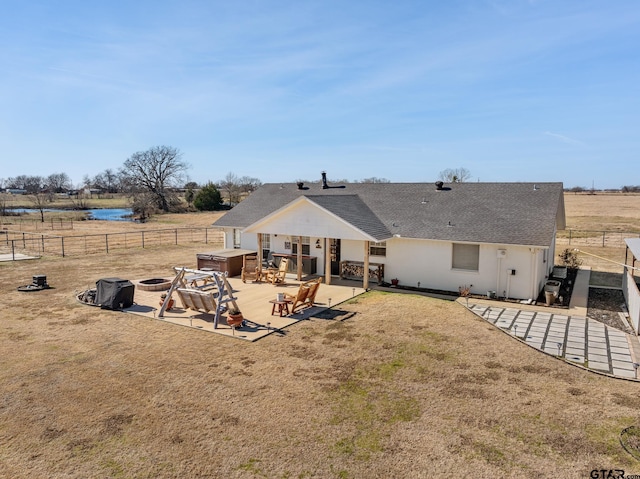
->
<box><xmin>302</xmin><ymin>277</ymin><xmax>323</xmax><ymax>308</ymax></box>
<box><xmin>241</xmin><ymin>254</ymin><xmax>262</xmax><ymax>283</ymax></box>
<box><xmin>176</xmin><ymin>288</ymin><xmax>217</xmax><ymax>313</ymax></box>
<box><xmin>284</xmin><ymin>284</ymin><xmax>311</xmax><ymax>313</ymax></box>
<box><xmin>265</xmin><ymin>258</ymin><xmax>289</xmax><ymax>284</ymax></box>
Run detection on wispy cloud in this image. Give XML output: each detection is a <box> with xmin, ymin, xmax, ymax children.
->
<box><xmin>543</xmin><ymin>131</ymin><xmax>586</xmax><ymax>146</ymax></box>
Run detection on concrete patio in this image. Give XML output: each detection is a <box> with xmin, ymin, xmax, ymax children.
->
<box><xmin>123</xmin><ymin>274</ymin><xmax>365</xmax><ymax>341</ymax></box>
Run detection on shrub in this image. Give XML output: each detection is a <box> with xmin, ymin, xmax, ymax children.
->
<box><xmin>193</xmin><ymin>183</ymin><xmax>222</xmax><ymax>211</ymax></box>
<box><xmin>558</xmin><ymin>248</ymin><xmax>582</xmax><ymax>269</ymax></box>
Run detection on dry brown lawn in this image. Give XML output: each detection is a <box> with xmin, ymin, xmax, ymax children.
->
<box><xmin>2</xmin><ymin>199</ymin><xmax>640</xmax><ymax>478</ymax></box>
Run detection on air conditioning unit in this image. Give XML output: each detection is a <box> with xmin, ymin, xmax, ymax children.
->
<box><xmin>497</xmin><ymin>249</ymin><xmax>507</xmax><ymax>258</ymax></box>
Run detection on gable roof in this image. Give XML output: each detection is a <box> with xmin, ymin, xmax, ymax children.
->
<box><xmin>243</xmin><ymin>195</ymin><xmax>391</xmax><ymax>241</ymax></box>
<box><xmin>213</xmin><ymin>182</ymin><xmax>565</xmax><ymax>247</ymax></box>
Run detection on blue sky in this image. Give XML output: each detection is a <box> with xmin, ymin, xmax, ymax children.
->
<box><xmin>1</xmin><ymin>0</ymin><xmax>638</xmax><ymax>189</ymax></box>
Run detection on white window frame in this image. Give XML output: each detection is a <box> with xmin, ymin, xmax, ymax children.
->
<box><xmin>261</xmin><ymin>233</ymin><xmax>271</xmax><ymax>250</ymax></box>
<box><xmin>233</xmin><ymin>229</ymin><xmax>241</xmax><ymax>249</ymax></box>
<box><xmin>261</xmin><ymin>233</ymin><xmax>271</xmax><ymax>258</ymax></box>
<box><xmin>369</xmin><ymin>241</ymin><xmax>387</xmax><ymax>257</ymax></box>
<box><xmin>292</xmin><ymin>236</ymin><xmax>310</xmax><ymax>255</ymax></box>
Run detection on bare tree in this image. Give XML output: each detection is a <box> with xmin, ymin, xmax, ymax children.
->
<box><xmin>103</xmin><ymin>169</ymin><xmax>119</xmax><ymax>193</ymax></box>
<box><xmin>219</xmin><ymin>172</ymin><xmax>243</xmax><ymax>206</ymax></box>
<box><xmin>356</xmin><ymin>177</ymin><xmax>390</xmax><ymax>183</ymax></box>
<box><xmin>238</xmin><ymin>176</ymin><xmax>262</xmax><ymax>193</ymax></box>
<box><xmin>30</xmin><ymin>193</ymin><xmax>49</xmax><ymax>222</ymax></box>
<box><xmin>438</xmin><ymin>167</ymin><xmax>471</xmax><ymax>183</ymax></box>
<box><xmin>6</xmin><ymin>175</ymin><xmax>44</xmax><ymax>193</ymax></box>
<box><xmin>119</xmin><ymin>146</ymin><xmax>188</xmax><ymax>212</ymax></box>
<box><xmin>46</xmin><ymin>172</ymin><xmax>72</xmax><ymax>193</ymax></box>
<box><xmin>129</xmin><ymin>191</ymin><xmax>156</xmax><ymax>222</ymax></box>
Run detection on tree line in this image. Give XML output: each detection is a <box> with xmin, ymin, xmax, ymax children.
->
<box><xmin>0</xmin><ymin>146</ymin><xmax>265</xmax><ymax>218</ymax></box>
<box><xmin>1</xmin><ymin>144</ymin><xmax>477</xmax><ymax>219</ymax></box>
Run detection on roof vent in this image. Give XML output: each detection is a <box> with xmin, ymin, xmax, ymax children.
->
<box><xmin>435</xmin><ymin>181</ymin><xmax>444</xmax><ymax>190</ymax></box>
<box><xmin>297</xmin><ymin>181</ymin><xmax>304</xmax><ymax>190</ymax></box>
<box><xmin>321</xmin><ymin>171</ymin><xmax>328</xmax><ymax>189</ymax></box>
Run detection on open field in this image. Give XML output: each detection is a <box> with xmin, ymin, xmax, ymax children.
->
<box><xmin>0</xmin><ymin>192</ymin><xmax>132</xmax><ymax>211</ymax></box>
<box><xmin>563</xmin><ymin>192</ymin><xmax>640</xmax><ymax>233</ymax></box>
<box><xmin>1</xmin><ymin>194</ymin><xmax>640</xmax><ymax>477</ymax></box>
<box><xmin>559</xmin><ymin>192</ymin><xmax>640</xmax><ymax>276</ymax></box>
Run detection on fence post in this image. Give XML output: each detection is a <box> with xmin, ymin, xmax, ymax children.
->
<box><xmin>175</xmin><ymin>229</ymin><xmax>178</xmax><ymax>245</ymax></box>
<box><xmin>41</xmin><ymin>235</ymin><xmax>45</xmax><ymax>253</ymax></box>
<box><xmin>142</xmin><ymin>231</ymin><xmax>145</xmax><ymax>248</ymax></box>
<box><xmin>602</xmin><ymin>231</ymin><xmax>606</xmax><ymax>248</ymax></box>
<box><xmin>205</xmin><ymin>228</ymin><xmax>208</xmax><ymax>244</ymax></box>
<box><xmin>105</xmin><ymin>234</ymin><xmax>109</xmax><ymax>253</ymax></box>
<box><xmin>11</xmin><ymin>240</ymin><xmax>15</xmax><ymax>260</ymax></box>
<box><xmin>61</xmin><ymin>237</ymin><xmax>65</xmax><ymax>257</ymax></box>
<box><xmin>22</xmin><ymin>232</ymin><xmax>26</xmax><ymax>248</ymax></box>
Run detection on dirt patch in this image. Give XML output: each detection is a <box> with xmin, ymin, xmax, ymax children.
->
<box><xmin>590</xmin><ymin>271</ymin><xmax>623</xmax><ymax>288</ymax></box>
<box><xmin>587</xmin><ymin>287</ymin><xmax>631</xmax><ymax>333</ymax></box>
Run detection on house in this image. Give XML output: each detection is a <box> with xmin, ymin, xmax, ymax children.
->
<box><xmin>5</xmin><ymin>188</ymin><xmax>27</xmax><ymax>195</ymax></box>
<box><xmin>212</xmin><ymin>175</ymin><xmax>565</xmax><ymax>300</ymax></box>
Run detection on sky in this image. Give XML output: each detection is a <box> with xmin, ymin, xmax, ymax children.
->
<box><xmin>1</xmin><ymin>0</ymin><xmax>638</xmax><ymax>189</ymax></box>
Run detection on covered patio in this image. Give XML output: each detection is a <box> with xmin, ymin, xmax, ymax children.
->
<box><xmin>123</xmin><ymin>273</ymin><xmax>366</xmax><ymax>341</ymax></box>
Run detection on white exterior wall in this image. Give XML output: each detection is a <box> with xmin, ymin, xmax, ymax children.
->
<box><xmin>221</xmin><ymin>225</ymin><xmax>551</xmax><ymax>299</ymax></box>
<box><xmin>623</xmin><ymin>267</ymin><xmax>640</xmax><ymax>335</ymax></box>
<box><xmin>342</xmin><ymin>237</ymin><xmax>547</xmax><ymax>300</ymax></box>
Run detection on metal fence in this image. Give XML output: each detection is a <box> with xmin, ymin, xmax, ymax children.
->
<box><xmin>556</xmin><ymin>230</ymin><xmax>640</xmax><ymax>248</ymax></box>
<box><xmin>0</xmin><ymin>227</ymin><xmax>223</xmax><ymax>259</ymax></box>
<box><xmin>0</xmin><ymin>217</ymin><xmax>75</xmax><ymax>231</ymax></box>
<box><xmin>555</xmin><ymin>230</ymin><xmax>640</xmax><ymax>274</ymax></box>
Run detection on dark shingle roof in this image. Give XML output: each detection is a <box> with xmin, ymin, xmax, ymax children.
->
<box><xmin>213</xmin><ymin>182</ymin><xmax>564</xmax><ymax>247</ymax></box>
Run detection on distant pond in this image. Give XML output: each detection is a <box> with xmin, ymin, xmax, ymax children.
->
<box><xmin>87</xmin><ymin>208</ymin><xmax>134</xmax><ymax>221</ymax></box>
<box><xmin>8</xmin><ymin>208</ymin><xmax>134</xmax><ymax>222</ymax></box>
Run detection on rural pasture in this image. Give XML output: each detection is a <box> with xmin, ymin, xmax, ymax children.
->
<box><xmin>1</xmin><ymin>193</ymin><xmax>640</xmax><ymax>478</ymax></box>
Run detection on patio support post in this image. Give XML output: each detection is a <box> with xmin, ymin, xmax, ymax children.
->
<box><xmin>363</xmin><ymin>240</ymin><xmax>370</xmax><ymax>290</ymax></box>
<box><xmin>257</xmin><ymin>233</ymin><xmax>263</xmax><ymax>274</ymax></box>
<box><xmin>297</xmin><ymin>235</ymin><xmax>303</xmax><ymax>281</ymax></box>
<box><xmin>325</xmin><ymin>238</ymin><xmax>332</xmax><ymax>285</ymax></box>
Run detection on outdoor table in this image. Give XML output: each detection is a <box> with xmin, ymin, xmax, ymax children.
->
<box><xmin>269</xmin><ymin>299</ymin><xmax>292</xmax><ymax>317</ymax></box>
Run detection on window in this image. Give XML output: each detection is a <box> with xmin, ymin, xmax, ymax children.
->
<box><xmin>292</xmin><ymin>236</ymin><xmax>310</xmax><ymax>255</ymax></box>
<box><xmin>369</xmin><ymin>241</ymin><xmax>386</xmax><ymax>257</ymax></box>
<box><xmin>261</xmin><ymin>233</ymin><xmax>270</xmax><ymax>259</ymax></box>
<box><xmin>233</xmin><ymin>229</ymin><xmax>241</xmax><ymax>249</ymax></box>
<box><xmin>452</xmin><ymin>243</ymin><xmax>479</xmax><ymax>271</ymax></box>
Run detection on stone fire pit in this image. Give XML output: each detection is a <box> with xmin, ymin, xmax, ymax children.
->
<box><xmin>136</xmin><ymin>278</ymin><xmax>172</xmax><ymax>292</ymax></box>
